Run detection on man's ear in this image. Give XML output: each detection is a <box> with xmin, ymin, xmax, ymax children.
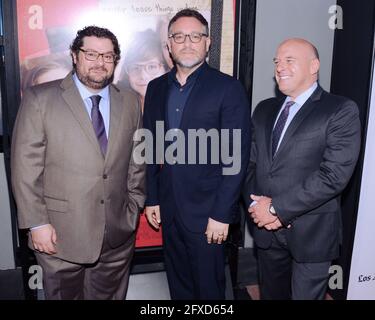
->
<box><xmin>310</xmin><ymin>58</ymin><xmax>320</xmax><ymax>75</ymax></box>
<box><xmin>167</xmin><ymin>39</ymin><xmax>172</xmax><ymax>53</ymax></box>
<box><xmin>206</xmin><ymin>36</ymin><xmax>211</xmax><ymax>53</ymax></box>
<box><xmin>72</xmin><ymin>51</ymin><xmax>78</xmax><ymax>65</ymax></box>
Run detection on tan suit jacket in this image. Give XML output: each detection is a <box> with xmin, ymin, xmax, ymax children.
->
<box><xmin>11</xmin><ymin>73</ymin><xmax>145</xmax><ymax>264</ymax></box>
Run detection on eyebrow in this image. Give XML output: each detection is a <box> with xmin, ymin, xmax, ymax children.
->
<box><xmin>82</xmin><ymin>48</ymin><xmax>115</xmax><ymax>54</ymax></box>
<box><xmin>273</xmin><ymin>56</ymin><xmax>297</xmax><ymax>62</ymax></box>
<box><xmin>170</xmin><ymin>30</ymin><xmax>206</xmax><ymax>34</ymax></box>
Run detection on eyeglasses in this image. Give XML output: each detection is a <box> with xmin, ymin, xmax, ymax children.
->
<box><xmin>168</xmin><ymin>32</ymin><xmax>208</xmax><ymax>44</ymax></box>
<box><xmin>79</xmin><ymin>48</ymin><xmax>117</xmax><ymax>63</ymax></box>
<box><xmin>126</xmin><ymin>62</ymin><xmax>164</xmax><ymax>76</ymax></box>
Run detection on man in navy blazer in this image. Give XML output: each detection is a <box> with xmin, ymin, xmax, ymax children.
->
<box><xmin>243</xmin><ymin>38</ymin><xmax>361</xmax><ymax>299</ymax></box>
<box><xmin>143</xmin><ymin>9</ymin><xmax>250</xmax><ymax>299</ymax></box>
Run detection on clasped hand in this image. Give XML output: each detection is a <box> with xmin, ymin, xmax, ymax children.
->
<box><xmin>248</xmin><ymin>195</ymin><xmax>283</xmax><ymax>231</ymax></box>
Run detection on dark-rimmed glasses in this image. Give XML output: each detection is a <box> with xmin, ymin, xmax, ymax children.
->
<box><xmin>168</xmin><ymin>32</ymin><xmax>208</xmax><ymax>44</ymax></box>
<box><xmin>79</xmin><ymin>48</ymin><xmax>117</xmax><ymax>63</ymax></box>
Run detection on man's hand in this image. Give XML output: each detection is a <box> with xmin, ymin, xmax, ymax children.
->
<box><xmin>248</xmin><ymin>194</ymin><xmax>277</xmax><ymax>228</ymax></box>
<box><xmin>145</xmin><ymin>205</ymin><xmax>161</xmax><ymax>229</ymax></box>
<box><xmin>205</xmin><ymin>217</ymin><xmax>229</xmax><ymax>244</ymax></box>
<box><xmin>31</xmin><ymin>224</ymin><xmax>57</xmax><ymax>255</ymax></box>
<box><xmin>264</xmin><ymin>218</ymin><xmax>292</xmax><ymax>231</ymax></box>
<box><xmin>264</xmin><ymin>218</ymin><xmax>283</xmax><ymax>230</ymax></box>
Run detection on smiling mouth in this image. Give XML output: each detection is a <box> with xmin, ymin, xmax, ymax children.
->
<box><xmin>279</xmin><ymin>75</ymin><xmax>291</xmax><ymax>80</ymax></box>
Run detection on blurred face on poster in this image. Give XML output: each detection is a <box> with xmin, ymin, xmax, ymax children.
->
<box><xmin>72</xmin><ymin>36</ymin><xmax>116</xmax><ymax>92</ymax></box>
<box><xmin>167</xmin><ymin>17</ymin><xmax>210</xmax><ymax>70</ymax></box>
<box><xmin>20</xmin><ymin>52</ymin><xmax>71</xmax><ymax>92</ymax></box>
<box><xmin>127</xmin><ymin>58</ymin><xmax>166</xmax><ymax>98</ymax></box>
<box><xmin>119</xmin><ymin>29</ymin><xmax>167</xmax><ymax>110</ymax></box>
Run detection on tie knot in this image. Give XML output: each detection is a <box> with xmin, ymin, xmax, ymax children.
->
<box><xmin>284</xmin><ymin>100</ymin><xmax>295</xmax><ymax>112</ymax></box>
<box><xmin>90</xmin><ymin>95</ymin><xmax>101</xmax><ymax>109</ymax></box>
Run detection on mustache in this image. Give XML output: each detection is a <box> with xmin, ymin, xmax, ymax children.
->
<box><xmin>180</xmin><ymin>49</ymin><xmax>197</xmax><ymax>54</ymax></box>
<box><xmin>89</xmin><ymin>67</ymin><xmax>107</xmax><ymax>72</ymax></box>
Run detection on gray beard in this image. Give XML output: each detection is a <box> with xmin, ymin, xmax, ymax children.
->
<box><xmin>174</xmin><ymin>56</ymin><xmax>205</xmax><ymax>69</ymax></box>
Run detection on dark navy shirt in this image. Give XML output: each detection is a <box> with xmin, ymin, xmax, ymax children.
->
<box><xmin>167</xmin><ymin>62</ymin><xmax>206</xmax><ymax>129</ymax></box>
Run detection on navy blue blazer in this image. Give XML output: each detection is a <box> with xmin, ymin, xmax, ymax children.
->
<box><xmin>143</xmin><ymin>63</ymin><xmax>251</xmax><ymax>232</ymax></box>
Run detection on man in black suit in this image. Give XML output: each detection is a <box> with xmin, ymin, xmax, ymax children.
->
<box><xmin>243</xmin><ymin>38</ymin><xmax>361</xmax><ymax>299</ymax></box>
<box><xmin>143</xmin><ymin>9</ymin><xmax>250</xmax><ymax>299</ymax></box>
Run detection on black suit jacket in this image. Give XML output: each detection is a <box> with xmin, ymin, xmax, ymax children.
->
<box><xmin>243</xmin><ymin>86</ymin><xmax>361</xmax><ymax>262</ymax></box>
<box><xmin>143</xmin><ymin>63</ymin><xmax>251</xmax><ymax>232</ymax></box>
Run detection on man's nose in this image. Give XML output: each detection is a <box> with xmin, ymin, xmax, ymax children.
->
<box><xmin>96</xmin><ymin>55</ymin><xmax>105</xmax><ymax>65</ymax></box>
<box><xmin>276</xmin><ymin>61</ymin><xmax>285</xmax><ymax>72</ymax></box>
<box><xmin>138</xmin><ymin>68</ymin><xmax>148</xmax><ymax>79</ymax></box>
<box><xmin>183</xmin><ymin>35</ymin><xmax>194</xmax><ymax>46</ymax></box>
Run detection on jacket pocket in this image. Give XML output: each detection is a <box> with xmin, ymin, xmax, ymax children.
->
<box><xmin>44</xmin><ymin>195</ymin><xmax>68</xmax><ymax>213</ymax></box>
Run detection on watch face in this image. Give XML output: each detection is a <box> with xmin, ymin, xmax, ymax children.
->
<box><xmin>270</xmin><ymin>205</ymin><xmax>276</xmax><ymax>215</ymax></box>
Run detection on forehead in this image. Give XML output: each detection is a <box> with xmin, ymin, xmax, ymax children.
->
<box><xmin>131</xmin><ymin>58</ymin><xmax>162</xmax><ymax>65</ymax></box>
<box><xmin>275</xmin><ymin>41</ymin><xmax>310</xmax><ymax>59</ymax></box>
<box><xmin>82</xmin><ymin>36</ymin><xmax>114</xmax><ymax>52</ymax></box>
<box><xmin>170</xmin><ymin>16</ymin><xmax>205</xmax><ymax>33</ymax></box>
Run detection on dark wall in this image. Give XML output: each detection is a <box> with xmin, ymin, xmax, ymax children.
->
<box><xmin>330</xmin><ymin>0</ymin><xmax>375</xmax><ymax>299</ymax></box>
<box><xmin>238</xmin><ymin>0</ymin><xmax>256</xmax><ymax>102</ymax></box>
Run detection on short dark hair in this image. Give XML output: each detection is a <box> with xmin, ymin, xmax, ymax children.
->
<box><xmin>168</xmin><ymin>9</ymin><xmax>209</xmax><ymax>35</ymax></box>
<box><xmin>70</xmin><ymin>26</ymin><xmax>121</xmax><ymax>67</ymax></box>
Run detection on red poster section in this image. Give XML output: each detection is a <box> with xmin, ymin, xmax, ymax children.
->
<box><xmin>136</xmin><ymin>213</ymin><xmax>163</xmax><ymax>247</ymax></box>
<box><xmin>17</xmin><ymin>0</ymin><xmax>98</xmax><ymax>60</ymax></box>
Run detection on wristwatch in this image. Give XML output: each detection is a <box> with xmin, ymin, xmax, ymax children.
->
<box><xmin>269</xmin><ymin>204</ymin><xmax>277</xmax><ymax>216</ymax></box>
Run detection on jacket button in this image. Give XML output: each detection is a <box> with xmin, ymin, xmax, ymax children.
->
<box><xmin>103</xmin><ymin>174</ymin><xmax>108</xmax><ymax>179</ymax></box>
<box><xmin>100</xmin><ymin>200</ymin><xmax>104</xmax><ymax>204</ymax></box>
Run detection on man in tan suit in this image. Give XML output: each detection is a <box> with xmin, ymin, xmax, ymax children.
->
<box><xmin>11</xmin><ymin>26</ymin><xmax>145</xmax><ymax>299</ymax></box>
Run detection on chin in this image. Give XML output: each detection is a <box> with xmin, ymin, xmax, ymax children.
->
<box><xmin>177</xmin><ymin>59</ymin><xmax>202</xmax><ymax>69</ymax></box>
<box><xmin>137</xmin><ymin>90</ymin><xmax>146</xmax><ymax>97</ymax></box>
<box><xmin>277</xmin><ymin>84</ymin><xmax>290</xmax><ymax>93</ymax></box>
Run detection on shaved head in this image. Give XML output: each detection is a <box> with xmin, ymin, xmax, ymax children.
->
<box><xmin>274</xmin><ymin>38</ymin><xmax>320</xmax><ymax>99</ymax></box>
<box><xmin>279</xmin><ymin>38</ymin><xmax>319</xmax><ymax>60</ymax></box>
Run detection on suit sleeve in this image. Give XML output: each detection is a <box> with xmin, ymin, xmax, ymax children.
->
<box><xmin>143</xmin><ymin>81</ymin><xmax>160</xmax><ymax>206</ymax></box>
<box><xmin>11</xmin><ymin>88</ymin><xmax>50</xmax><ymax>229</ymax></box>
<box><xmin>211</xmin><ymin>80</ymin><xmax>251</xmax><ymax>223</ymax></box>
<box><xmin>126</xmin><ymin>98</ymin><xmax>146</xmax><ymax>215</ymax></box>
<box><xmin>273</xmin><ymin>100</ymin><xmax>361</xmax><ymax>225</ymax></box>
<box><xmin>241</xmin><ymin>119</ymin><xmax>257</xmax><ymax>208</ymax></box>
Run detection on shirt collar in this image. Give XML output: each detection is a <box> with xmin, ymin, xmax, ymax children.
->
<box><xmin>73</xmin><ymin>73</ymin><xmax>110</xmax><ymax>102</ymax></box>
<box><xmin>285</xmin><ymin>82</ymin><xmax>318</xmax><ymax>106</ymax></box>
<box><xmin>168</xmin><ymin>61</ymin><xmax>207</xmax><ymax>86</ymax></box>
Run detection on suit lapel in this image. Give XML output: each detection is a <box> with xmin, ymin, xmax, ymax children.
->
<box><xmin>272</xmin><ymin>86</ymin><xmax>323</xmax><ymax>162</ymax></box>
<box><xmin>158</xmin><ymin>78</ymin><xmax>169</xmax><ymax>127</ymax></box>
<box><xmin>178</xmin><ymin>64</ymin><xmax>207</xmax><ymax>131</ymax></box>
<box><xmin>104</xmin><ymin>85</ymin><xmax>123</xmax><ymax>165</ymax></box>
<box><xmin>61</xmin><ymin>74</ymin><xmax>103</xmax><ymax>158</ymax></box>
<box><xmin>265</xmin><ymin>99</ymin><xmax>284</xmax><ymax>162</ymax></box>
